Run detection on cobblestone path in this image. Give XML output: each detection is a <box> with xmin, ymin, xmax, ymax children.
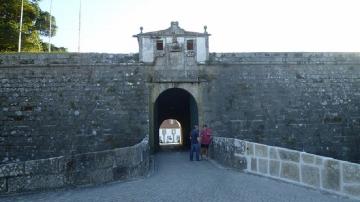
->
<box><xmin>0</xmin><ymin>152</ymin><xmax>357</xmax><ymax>202</ymax></box>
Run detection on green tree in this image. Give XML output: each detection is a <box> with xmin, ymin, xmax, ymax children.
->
<box><xmin>0</xmin><ymin>0</ymin><xmax>66</xmax><ymax>52</ymax></box>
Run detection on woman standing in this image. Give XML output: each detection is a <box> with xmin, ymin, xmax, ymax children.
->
<box><xmin>200</xmin><ymin>124</ymin><xmax>212</xmax><ymax>160</ymax></box>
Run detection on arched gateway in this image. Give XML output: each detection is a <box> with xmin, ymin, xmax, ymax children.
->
<box><xmin>152</xmin><ymin>88</ymin><xmax>198</xmax><ymax>152</ymax></box>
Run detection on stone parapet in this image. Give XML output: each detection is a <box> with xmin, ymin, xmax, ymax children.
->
<box><xmin>0</xmin><ymin>136</ymin><xmax>150</xmax><ymax>195</ymax></box>
<box><xmin>211</xmin><ymin>137</ymin><xmax>360</xmax><ymax>200</ymax></box>
<box><xmin>0</xmin><ymin>53</ymin><xmax>140</xmax><ymax>67</ymax></box>
<box><xmin>209</xmin><ymin>52</ymin><xmax>360</xmax><ymax>65</ymax></box>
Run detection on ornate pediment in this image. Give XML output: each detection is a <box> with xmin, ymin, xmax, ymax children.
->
<box><xmin>133</xmin><ymin>21</ymin><xmax>209</xmax><ymax>37</ymax></box>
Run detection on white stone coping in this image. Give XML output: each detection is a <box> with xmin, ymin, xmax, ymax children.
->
<box><xmin>213</xmin><ymin>137</ymin><xmax>360</xmax><ymax>200</ymax></box>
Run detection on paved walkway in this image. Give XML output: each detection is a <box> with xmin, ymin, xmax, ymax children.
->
<box><xmin>0</xmin><ymin>151</ymin><xmax>357</xmax><ymax>202</ymax></box>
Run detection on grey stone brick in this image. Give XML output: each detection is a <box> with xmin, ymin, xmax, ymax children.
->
<box><xmin>342</xmin><ymin>162</ymin><xmax>360</xmax><ymax>183</ymax></box>
<box><xmin>301</xmin><ymin>153</ymin><xmax>315</xmax><ymax>164</ymax></box>
<box><xmin>301</xmin><ymin>165</ymin><xmax>320</xmax><ymax>187</ymax></box>
<box><xmin>315</xmin><ymin>157</ymin><xmax>323</xmax><ymax>165</ymax></box>
<box><xmin>233</xmin><ymin>155</ymin><xmax>247</xmax><ymax>170</ymax></box>
<box><xmin>246</xmin><ymin>142</ymin><xmax>254</xmax><ymax>156</ymax></box>
<box><xmin>278</xmin><ymin>149</ymin><xmax>300</xmax><ymax>162</ymax></box>
<box><xmin>25</xmin><ymin>157</ymin><xmax>62</xmax><ymax>175</ymax></box>
<box><xmin>258</xmin><ymin>159</ymin><xmax>268</xmax><ymax>174</ymax></box>
<box><xmin>321</xmin><ymin>159</ymin><xmax>340</xmax><ymax>191</ymax></box>
<box><xmin>280</xmin><ymin>162</ymin><xmax>300</xmax><ymax>182</ymax></box>
<box><xmin>89</xmin><ymin>168</ymin><xmax>114</xmax><ymax>184</ymax></box>
<box><xmin>95</xmin><ymin>151</ymin><xmax>115</xmax><ymax>169</ymax></box>
<box><xmin>7</xmin><ymin>174</ymin><xmax>64</xmax><ymax>192</ymax></box>
<box><xmin>269</xmin><ymin>160</ymin><xmax>280</xmax><ymax>177</ymax></box>
<box><xmin>343</xmin><ymin>185</ymin><xmax>360</xmax><ymax>197</ymax></box>
<box><xmin>255</xmin><ymin>144</ymin><xmax>268</xmax><ymax>158</ymax></box>
<box><xmin>251</xmin><ymin>158</ymin><xmax>257</xmax><ymax>172</ymax></box>
<box><xmin>269</xmin><ymin>147</ymin><xmax>278</xmax><ymax>160</ymax></box>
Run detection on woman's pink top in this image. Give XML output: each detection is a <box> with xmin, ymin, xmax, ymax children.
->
<box><xmin>200</xmin><ymin>128</ymin><xmax>212</xmax><ymax>145</ymax></box>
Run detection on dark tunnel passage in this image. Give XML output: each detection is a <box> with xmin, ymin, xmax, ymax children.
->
<box><xmin>154</xmin><ymin>88</ymin><xmax>198</xmax><ymax>152</ymax></box>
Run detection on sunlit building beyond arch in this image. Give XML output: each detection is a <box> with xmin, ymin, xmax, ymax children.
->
<box><xmin>159</xmin><ymin>119</ymin><xmax>182</xmax><ymax>145</ymax></box>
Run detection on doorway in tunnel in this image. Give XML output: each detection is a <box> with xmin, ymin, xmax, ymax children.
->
<box><xmin>153</xmin><ymin>88</ymin><xmax>198</xmax><ymax>152</ymax></box>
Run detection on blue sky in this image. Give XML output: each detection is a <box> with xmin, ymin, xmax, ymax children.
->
<box><xmin>39</xmin><ymin>0</ymin><xmax>360</xmax><ymax>53</ymax></box>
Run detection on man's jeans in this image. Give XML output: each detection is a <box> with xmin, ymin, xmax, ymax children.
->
<box><xmin>190</xmin><ymin>143</ymin><xmax>200</xmax><ymax>161</ymax></box>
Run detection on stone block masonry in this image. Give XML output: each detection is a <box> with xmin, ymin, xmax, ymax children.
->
<box><xmin>0</xmin><ymin>53</ymin><xmax>148</xmax><ymax>164</ymax></box>
<box><xmin>0</xmin><ymin>136</ymin><xmax>150</xmax><ymax>194</ymax></box>
<box><xmin>211</xmin><ymin>137</ymin><xmax>360</xmax><ymax>200</ymax></box>
<box><xmin>1</xmin><ymin>51</ymin><xmax>360</xmax><ymax>196</ymax></box>
<box><xmin>204</xmin><ymin>52</ymin><xmax>360</xmax><ymax>163</ymax></box>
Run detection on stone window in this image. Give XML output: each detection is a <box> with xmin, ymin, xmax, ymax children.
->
<box><xmin>187</xmin><ymin>40</ymin><xmax>194</xmax><ymax>50</ymax></box>
<box><xmin>156</xmin><ymin>40</ymin><xmax>164</xmax><ymax>50</ymax></box>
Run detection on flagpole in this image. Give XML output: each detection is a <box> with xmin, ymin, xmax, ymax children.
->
<box><xmin>18</xmin><ymin>0</ymin><xmax>24</xmax><ymax>52</ymax></box>
<box><xmin>78</xmin><ymin>0</ymin><xmax>81</xmax><ymax>52</ymax></box>
<box><xmin>48</xmin><ymin>0</ymin><xmax>53</xmax><ymax>52</ymax></box>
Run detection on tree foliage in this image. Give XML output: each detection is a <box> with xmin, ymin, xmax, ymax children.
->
<box><xmin>0</xmin><ymin>0</ymin><xmax>66</xmax><ymax>52</ymax></box>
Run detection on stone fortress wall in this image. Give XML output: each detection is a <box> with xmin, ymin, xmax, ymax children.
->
<box><xmin>0</xmin><ymin>53</ymin><xmax>148</xmax><ymax>163</ymax></box>
<box><xmin>0</xmin><ymin>53</ymin><xmax>150</xmax><ymax>194</ymax></box>
<box><xmin>203</xmin><ymin>52</ymin><xmax>360</xmax><ymax>163</ymax></box>
<box><xmin>0</xmin><ymin>52</ymin><xmax>360</xmax><ymax>196</ymax></box>
<box><xmin>204</xmin><ymin>52</ymin><xmax>360</xmax><ymax>200</ymax></box>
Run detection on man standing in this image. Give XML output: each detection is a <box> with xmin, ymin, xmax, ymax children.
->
<box><xmin>189</xmin><ymin>125</ymin><xmax>200</xmax><ymax>161</ymax></box>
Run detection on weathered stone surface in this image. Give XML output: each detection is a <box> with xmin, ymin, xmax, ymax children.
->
<box><xmin>89</xmin><ymin>168</ymin><xmax>114</xmax><ymax>184</ymax></box>
<box><xmin>301</xmin><ymin>165</ymin><xmax>320</xmax><ymax>187</ymax></box>
<box><xmin>301</xmin><ymin>153</ymin><xmax>315</xmax><ymax>164</ymax></box>
<box><xmin>269</xmin><ymin>147</ymin><xmax>278</xmax><ymax>159</ymax></box>
<box><xmin>233</xmin><ymin>155</ymin><xmax>247</xmax><ymax>170</ymax></box>
<box><xmin>95</xmin><ymin>151</ymin><xmax>115</xmax><ymax>169</ymax></box>
<box><xmin>211</xmin><ymin>138</ymin><xmax>236</xmax><ymax>168</ymax></box>
<box><xmin>0</xmin><ymin>163</ymin><xmax>24</xmax><ymax>177</ymax></box>
<box><xmin>255</xmin><ymin>144</ymin><xmax>268</xmax><ymax>158</ymax></box>
<box><xmin>280</xmin><ymin>162</ymin><xmax>300</xmax><ymax>182</ymax></box>
<box><xmin>132</xmin><ymin>146</ymin><xmax>143</xmax><ymax>166</ymax></box>
<box><xmin>321</xmin><ymin>159</ymin><xmax>340</xmax><ymax>191</ymax></box>
<box><xmin>315</xmin><ymin>157</ymin><xmax>323</xmax><ymax>165</ymax></box>
<box><xmin>1</xmin><ymin>52</ymin><xmax>360</xmax><ymax>167</ymax></box>
<box><xmin>114</xmin><ymin>148</ymin><xmax>131</xmax><ymax>166</ymax></box>
<box><xmin>72</xmin><ymin>153</ymin><xmax>96</xmax><ymax>172</ymax></box>
<box><xmin>0</xmin><ymin>178</ymin><xmax>6</xmax><ymax>193</ymax></box>
<box><xmin>205</xmin><ymin>53</ymin><xmax>360</xmax><ymax>164</ymax></box>
<box><xmin>342</xmin><ymin>162</ymin><xmax>360</xmax><ymax>183</ymax></box>
<box><xmin>0</xmin><ymin>56</ymin><xmax>148</xmax><ymax>164</ymax></box>
<box><xmin>251</xmin><ymin>158</ymin><xmax>257</xmax><ymax>172</ymax></box>
<box><xmin>258</xmin><ymin>159</ymin><xmax>268</xmax><ymax>174</ymax></box>
<box><xmin>69</xmin><ymin>169</ymin><xmax>101</xmax><ymax>185</ymax></box>
<box><xmin>269</xmin><ymin>160</ymin><xmax>280</xmax><ymax>177</ymax></box>
<box><xmin>234</xmin><ymin>139</ymin><xmax>246</xmax><ymax>155</ymax></box>
<box><xmin>0</xmin><ymin>136</ymin><xmax>150</xmax><ymax>195</ymax></box>
<box><xmin>278</xmin><ymin>149</ymin><xmax>300</xmax><ymax>162</ymax></box>
<box><xmin>113</xmin><ymin>167</ymin><xmax>129</xmax><ymax>180</ymax></box>
<box><xmin>1</xmin><ymin>50</ymin><xmax>360</xmax><ymax>197</ymax></box>
<box><xmin>7</xmin><ymin>175</ymin><xmax>65</xmax><ymax>192</ymax></box>
<box><xmin>246</xmin><ymin>142</ymin><xmax>254</xmax><ymax>156</ymax></box>
<box><xmin>25</xmin><ymin>157</ymin><xmax>62</xmax><ymax>175</ymax></box>
<box><xmin>343</xmin><ymin>185</ymin><xmax>360</xmax><ymax>197</ymax></box>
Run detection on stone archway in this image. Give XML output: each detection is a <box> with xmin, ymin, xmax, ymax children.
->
<box><xmin>151</xmin><ymin>87</ymin><xmax>199</xmax><ymax>152</ymax></box>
